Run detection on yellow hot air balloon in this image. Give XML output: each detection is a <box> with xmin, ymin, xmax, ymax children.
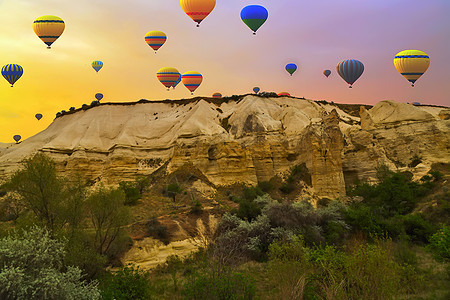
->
<box><xmin>394</xmin><ymin>50</ymin><xmax>430</xmax><ymax>87</ymax></box>
<box><xmin>157</xmin><ymin>67</ymin><xmax>181</xmax><ymax>90</ymax></box>
<box><xmin>33</xmin><ymin>15</ymin><xmax>65</xmax><ymax>49</ymax></box>
<box><xmin>181</xmin><ymin>71</ymin><xmax>203</xmax><ymax>94</ymax></box>
<box><xmin>180</xmin><ymin>0</ymin><xmax>216</xmax><ymax>27</ymax></box>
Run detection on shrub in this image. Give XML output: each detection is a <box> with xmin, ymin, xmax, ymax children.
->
<box><xmin>183</xmin><ymin>269</ymin><xmax>256</xmax><ymax>300</ymax></box>
<box><xmin>164</xmin><ymin>183</ymin><xmax>183</xmax><ymax>202</ymax></box>
<box><xmin>257</xmin><ymin>181</ymin><xmax>273</xmax><ymax>193</ymax></box>
<box><xmin>427</xmin><ymin>224</ymin><xmax>450</xmax><ymax>262</ymax></box>
<box><xmin>118</xmin><ymin>181</ymin><xmax>141</xmax><ymax>206</ymax></box>
<box><xmin>190</xmin><ymin>198</ymin><xmax>203</xmax><ymax>214</ymax></box>
<box><xmin>100</xmin><ymin>266</ymin><xmax>152</xmax><ymax>300</ymax></box>
<box><xmin>146</xmin><ymin>218</ymin><xmax>170</xmax><ymax>245</ymax></box>
<box><xmin>401</xmin><ymin>214</ymin><xmax>435</xmax><ymax>244</ymax></box>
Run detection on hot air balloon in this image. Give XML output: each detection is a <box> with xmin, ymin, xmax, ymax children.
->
<box><xmin>278</xmin><ymin>92</ymin><xmax>290</xmax><ymax>96</ymax></box>
<box><xmin>145</xmin><ymin>31</ymin><xmax>167</xmax><ymax>53</ymax></box>
<box><xmin>2</xmin><ymin>64</ymin><xmax>23</xmax><ymax>87</ymax></box>
<box><xmin>323</xmin><ymin>70</ymin><xmax>331</xmax><ymax>78</ymax></box>
<box><xmin>336</xmin><ymin>59</ymin><xmax>364</xmax><ymax>88</ymax></box>
<box><xmin>35</xmin><ymin>113</ymin><xmax>43</xmax><ymax>120</ymax></box>
<box><xmin>32</xmin><ymin>15</ymin><xmax>65</xmax><ymax>49</ymax></box>
<box><xmin>172</xmin><ymin>73</ymin><xmax>182</xmax><ymax>89</ymax></box>
<box><xmin>95</xmin><ymin>93</ymin><xmax>103</xmax><ymax>101</ymax></box>
<box><xmin>253</xmin><ymin>87</ymin><xmax>260</xmax><ymax>94</ymax></box>
<box><xmin>240</xmin><ymin>5</ymin><xmax>268</xmax><ymax>35</ymax></box>
<box><xmin>157</xmin><ymin>67</ymin><xmax>181</xmax><ymax>90</ymax></box>
<box><xmin>181</xmin><ymin>71</ymin><xmax>203</xmax><ymax>94</ymax></box>
<box><xmin>13</xmin><ymin>135</ymin><xmax>21</xmax><ymax>143</ymax></box>
<box><xmin>212</xmin><ymin>92</ymin><xmax>222</xmax><ymax>98</ymax></box>
<box><xmin>393</xmin><ymin>50</ymin><xmax>430</xmax><ymax>87</ymax></box>
<box><xmin>285</xmin><ymin>63</ymin><xmax>297</xmax><ymax>76</ymax></box>
<box><xmin>180</xmin><ymin>0</ymin><xmax>216</xmax><ymax>27</ymax></box>
<box><xmin>92</xmin><ymin>61</ymin><xmax>103</xmax><ymax>73</ymax></box>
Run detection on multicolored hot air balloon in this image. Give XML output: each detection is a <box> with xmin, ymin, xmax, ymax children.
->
<box><xmin>145</xmin><ymin>31</ymin><xmax>167</xmax><ymax>53</ymax></box>
<box><xmin>278</xmin><ymin>92</ymin><xmax>290</xmax><ymax>96</ymax></box>
<box><xmin>323</xmin><ymin>70</ymin><xmax>331</xmax><ymax>78</ymax></box>
<box><xmin>212</xmin><ymin>92</ymin><xmax>222</xmax><ymax>98</ymax></box>
<box><xmin>32</xmin><ymin>15</ymin><xmax>65</xmax><ymax>49</ymax></box>
<box><xmin>35</xmin><ymin>113</ymin><xmax>43</xmax><ymax>121</ymax></box>
<box><xmin>393</xmin><ymin>50</ymin><xmax>430</xmax><ymax>87</ymax></box>
<box><xmin>285</xmin><ymin>63</ymin><xmax>297</xmax><ymax>76</ymax></box>
<box><xmin>13</xmin><ymin>135</ymin><xmax>21</xmax><ymax>143</ymax></box>
<box><xmin>336</xmin><ymin>59</ymin><xmax>364</xmax><ymax>88</ymax></box>
<box><xmin>253</xmin><ymin>87</ymin><xmax>260</xmax><ymax>94</ymax></box>
<box><xmin>2</xmin><ymin>64</ymin><xmax>23</xmax><ymax>87</ymax></box>
<box><xmin>240</xmin><ymin>5</ymin><xmax>268</xmax><ymax>35</ymax></box>
<box><xmin>95</xmin><ymin>93</ymin><xmax>103</xmax><ymax>101</ymax></box>
<box><xmin>181</xmin><ymin>71</ymin><xmax>203</xmax><ymax>94</ymax></box>
<box><xmin>157</xmin><ymin>67</ymin><xmax>181</xmax><ymax>90</ymax></box>
<box><xmin>172</xmin><ymin>73</ymin><xmax>182</xmax><ymax>89</ymax></box>
<box><xmin>180</xmin><ymin>0</ymin><xmax>216</xmax><ymax>27</ymax></box>
<box><xmin>92</xmin><ymin>61</ymin><xmax>103</xmax><ymax>73</ymax></box>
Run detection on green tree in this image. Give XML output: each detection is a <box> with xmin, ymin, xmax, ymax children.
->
<box><xmin>87</xmin><ymin>186</ymin><xmax>130</xmax><ymax>255</ymax></box>
<box><xmin>100</xmin><ymin>266</ymin><xmax>153</xmax><ymax>300</ymax></box>
<box><xmin>164</xmin><ymin>183</ymin><xmax>183</xmax><ymax>202</ymax></box>
<box><xmin>0</xmin><ymin>226</ymin><xmax>100</xmax><ymax>300</ymax></box>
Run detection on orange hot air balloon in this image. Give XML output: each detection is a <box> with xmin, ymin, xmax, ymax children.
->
<box><xmin>181</xmin><ymin>71</ymin><xmax>203</xmax><ymax>94</ymax></box>
<box><xmin>157</xmin><ymin>67</ymin><xmax>181</xmax><ymax>90</ymax></box>
<box><xmin>180</xmin><ymin>0</ymin><xmax>216</xmax><ymax>27</ymax></box>
<box><xmin>278</xmin><ymin>92</ymin><xmax>290</xmax><ymax>96</ymax></box>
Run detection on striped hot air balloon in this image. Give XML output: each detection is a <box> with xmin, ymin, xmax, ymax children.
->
<box><xmin>2</xmin><ymin>64</ymin><xmax>23</xmax><ymax>87</ymax></box>
<box><xmin>212</xmin><ymin>92</ymin><xmax>222</xmax><ymax>98</ymax></box>
<box><xmin>181</xmin><ymin>71</ymin><xmax>203</xmax><ymax>94</ymax></box>
<box><xmin>157</xmin><ymin>67</ymin><xmax>181</xmax><ymax>90</ymax></box>
<box><xmin>323</xmin><ymin>70</ymin><xmax>331</xmax><ymax>78</ymax></box>
<box><xmin>145</xmin><ymin>31</ymin><xmax>167</xmax><ymax>53</ymax></box>
<box><xmin>180</xmin><ymin>0</ymin><xmax>216</xmax><ymax>27</ymax></box>
<box><xmin>172</xmin><ymin>73</ymin><xmax>182</xmax><ymax>89</ymax></box>
<box><xmin>253</xmin><ymin>87</ymin><xmax>260</xmax><ymax>94</ymax></box>
<box><xmin>32</xmin><ymin>15</ymin><xmax>65</xmax><ymax>49</ymax></box>
<box><xmin>285</xmin><ymin>63</ymin><xmax>297</xmax><ymax>76</ymax></box>
<box><xmin>393</xmin><ymin>50</ymin><xmax>430</xmax><ymax>87</ymax></box>
<box><xmin>336</xmin><ymin>59</ymin><xmax>364</xmax><ymax>88</ymax></box>
<box><xmin>92</xmin><ymin>61</ymin><xmax>103</xmax><ymax>73</ymax></box>
<box><xmin>278</xmin><ymin>92</ymin><xmax>290</xmax><ymax>96</ymax></box>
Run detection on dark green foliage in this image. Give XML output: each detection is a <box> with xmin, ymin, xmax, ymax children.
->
<box><xmin>135</xmin><ymin>176</ymin><xmax>150</xmax><ymax>194</ymax></box>
<box><xmin>279</xmin><ymin>182</ymin><xmax>295</xmax><ymax>194</ymax></box>
<box><xmin>427</xmin><ymin>224</ymin><xmax>450</xmax><ymax>262</ymax></box>
<box><xmin>401</xmin><ymin>214</ymin><xmax>435</xmax><ymax>244</ymax></box>
<box><xmin>257</xmin><ymin>181</ymin><xmax>273</xmax><ymax>193</ymax></box>
<box><xmin>119</xmin><ymin>181</ymin><xmax>141</xmax><ymax>206</ymax></box>
<box><xmin>146</xmin><ymin>217</ymin><xmax>169</xmax><ymax>245</ymax></box>
<box><xmin>164</xmin><ymin>183</ymin><xmax>183</xmax><ymax>202</ymax></box>
<box><xmin>190</xmin><ymin>198</ymin><xmax>203</xmax><ymax>214</ymax></box>
<box><xmin>100</xmin><ymin>266</ymin><xmax>152</xmax><ymax>300</ymax></box>
<box><xmin>183</xmin><ymin>269</ymin><xmax>256</xmax><ymax>300</ymax></box>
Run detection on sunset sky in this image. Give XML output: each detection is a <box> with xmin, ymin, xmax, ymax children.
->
<box><xmin>0</xmin><ymin>0</ymin><xmax>449</xmax><ymax>142</ymax></box>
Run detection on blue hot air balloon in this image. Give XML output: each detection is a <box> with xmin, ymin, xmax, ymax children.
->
<box><xmin>95</xmin><ymin>93</ymin><xmax>103</xmax><ymax>101</ymax></box>
<box><xmin>2</xmin><ymin>64</ymin><xmax>23</xmax><ymax>87</ymax></box>
<box><xmin>240</xmin><ymin>5</ymin><xmax>268</xmax><ymax>35</ymax></box>
<box><xmin>323</xmin><ymin>70</ymin><xmax>331</xmax><ymax>78</ymax></box>
<box><xmin>13</xmin><ymin>135</ymin><xmax>21</xmax><ymax>143</ymax></box>
<box><xmin>253</xmin><ymin>87</ymin><xmax>260</xmax><ymax>94</ymax></box>
<box><xmin>35</xmin><ymin>113</ymin><xmax>43</xmax><ymax>120</ymax></box>
<box><xmin>285</xmin><ymin>63</ymin><xmax>297</xmax><ymax>76</ymax></box>
<box><xmin>92</xmin><ymin>61</ymin><xmax>103</xmax><ymax>73</ymax></box>
<box><xmin>336</xmin><ymin>59</ymin><xmax>364</xmax><ymax>88</ymax></box>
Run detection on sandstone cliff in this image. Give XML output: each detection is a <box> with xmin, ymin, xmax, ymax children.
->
<box><xmin>0</xmin><ymin>96</ymin><xmax>448</xmax><ymax>199</ymax></box>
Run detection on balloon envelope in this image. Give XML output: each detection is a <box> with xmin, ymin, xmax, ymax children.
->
<box><xmin>285</xmin><ymin>63</ymin><xmax>297</xmax><ymax>76</ymax></box>
<box><xmin>92</xmin><ymin>61</ymin><xmax>103</xmax><ymax>73</ymax></box>
<box><xmin>278</xmin><ymin>92</ymin><xmax>290</xmax><ymax>96</ymax></box>
<box><xmin>35</xmin><ymin>113</ymin><xmax>43</xmax><ymax>120</ymax></box>
<box><xmin>393</xmin><ymin>50</ymin><xmax>430</xmax><ymax>87</ymax></box>
<box><xmin>32</xmin><ymin>15</ymin><xmax>65</xmax><ymax>49</ymax></box>
<box><xmin>240</xmin><ymin>5</ymin><xmax>268</xmax><ymax>34</ymax></box>
<box><xmin>180</xmin><ymin>0</ymin><xmax>216</xmax><ymax>26</ymax></box>
<box><xmin>157</xmin><ymin>67</ymin><xmax>180</xmax><ymax>90</ymax></box>
<box><xmin>181</xmin><ymin>71</ymin><xmax>203</xmax><ymax>94</ymax></box>
<box><xmin>323</xmin><ymin>70</ymin><xmax>331</xmax><ymax>77</ymax></box>
<box><xmin>253</xmin><ymin>87</ymin><xmax>260</xmax><ymax>94</ymax></box>
<box><xmin>13</xmin><ymin>135</ymin><xmax>21</xmax><ymax>142</ymax></box>
<box><xmin>2</xmin><ymin>64</ymin><xmax>23</xmax><ymax>87</ymax></box>
<box><xmin>212</xmin><ymin>92</ymin><xmax>222</xmax><ymax>98</ymax></box>
<box><xmin>172</xmin><ymin>73</ymin><xmax>182</xmax><ymax>88</ymax></box>
<box><xmin>145</xmin><ymin>31</ymin><xmax>167</xmax><ymax>52</ymax></box>
<box><xmin>336</xmin><ymin>59</ymin><xmax>364</xmax><ymax>88</ymax></box>
<box><xmin>95</xmin><ymin>93</ymin><xmax>103</xmax><ymax>101</ymax></box>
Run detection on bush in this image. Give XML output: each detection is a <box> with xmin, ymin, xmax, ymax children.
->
<box><xmin>427</xmin><ymin>224</ymin><xmax>450</xmax><ymax>262</ymax></box>
<box><xmin>183</xmin><ymin>269</ymin><xmax>256</xmax><ymax>300</ymax></box>
<box><xmin>164</xmin><ymin>183</ymin><xmax>183</xmax><ymax>202</ymax></box>
<box><xmin>146</xmin><ymin>218</ymin><xmax>170</xmax><ymax>245</ymax></box>
<box><xmin>190</xmin><ymin>199</ymin><xmax>203</xmax><ymax>214</ymax></box>
<box><xmin>118</xmin><ymin>181</ymin><xmax>141</xmax><ymax>206</ymax></box>
<box><xmin>257</xmin><ymin>181</ymin><xmax>273</xmax><ymax>193</ymax></box>
<box><xmin>100</xmin><ymin>266</ymin><xmax>152</xmax><ymax>300</ymax></box>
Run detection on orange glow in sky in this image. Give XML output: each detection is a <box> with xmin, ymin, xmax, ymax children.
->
<box><xmin>0</xmin><ymin>0</ymin><xmax>449</xmax><ymax>142</ymax></box>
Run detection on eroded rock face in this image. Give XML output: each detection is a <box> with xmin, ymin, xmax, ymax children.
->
<box><xmin>0</xmin><ymin>97</ymin><xmax>448</xmax><ymax>199</ymax></box>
